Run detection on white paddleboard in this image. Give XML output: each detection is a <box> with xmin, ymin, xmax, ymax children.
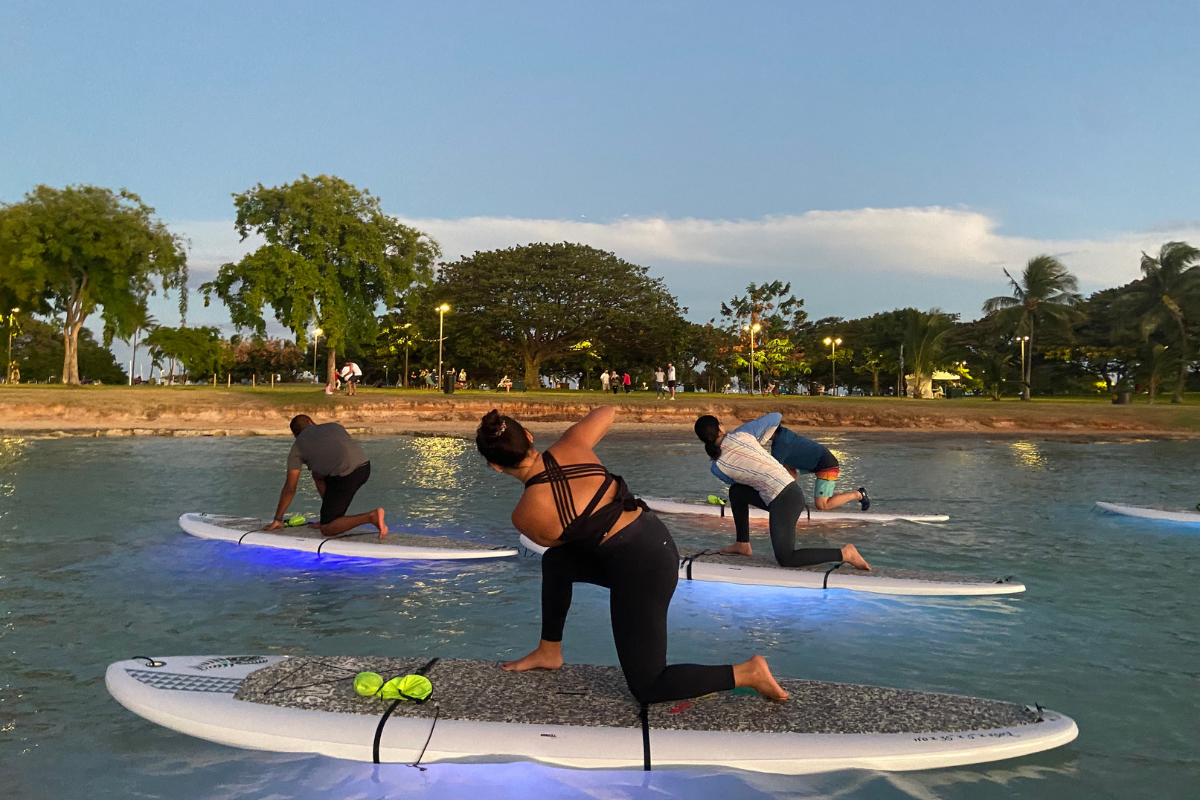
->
<box><xmin>644</xmin><ymin>498</ymin><xmax>949</xmax><ymax>523</ymax></box>
<box><xmin>180</xmin><ymin>513</ymin><xmax>518</xmax><ymax>561</ymax></box>
<box><xmin>517</xmin><ymin>536</ymin><xmax>1024</xmax><ymax>596</ymax></box>
<box><xmin>106</xmin><ymin>654</ymin><xmax>1076</xmax><ymax>774</ymax></box>
<box><xmin>1095</xmin><ymin>502</ymin><xmax>1200</xmax><ymax>524</ymax></box>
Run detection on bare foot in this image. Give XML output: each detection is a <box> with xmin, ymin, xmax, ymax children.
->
<box><xmin>733</xmin><ymin>654</ymin><xmax>789</xmax><ymax>702</ymax></box>
<box><xmin>718</xmin><ymin>542</ymin><xmax>753</xmax><ymax>556</ymax></box>
<box><xmin>372</xmin><ymin>508</ymin><xmax>388</xmax><ymax>539</ymax></box>
<box><xmin>841</xmin><ymin>544</ymin><xmax>871</xmax><ymax>571</ymax></box>
<box><xmin>503</xmin><ymin>640</ymin><xmax>563</xmax><ymax>672</ymax></box>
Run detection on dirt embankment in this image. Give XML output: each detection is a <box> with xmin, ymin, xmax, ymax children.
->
<box><xmin>2</xmin><ymin>386</ymin><xmax>1197</xmax><ymax>439</ymax></box>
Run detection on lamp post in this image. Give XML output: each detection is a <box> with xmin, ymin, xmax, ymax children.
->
<box><xmin>436</xmin><ymin>304</ymin><xmax>450</xmax><ymax>390</ymax></box>
<box><xmin>823</xmin><ymin>336</ymin><xmax>842</xmax><ymax>396</ymax></box>
<box><xmin>743</xmin><ymin>322</ymin><xmax>761</xmax><ymax>394</ymax></box>
<box><xmin>6</xmin><ymin>307</ymin><xmax>18</xmax><ymax>384</ymax></box>
<box><xmin>312</xmin><ymin>327</ymin><xmax>324</xmax><ymax>383</ymax></box>
<box><xmin>1018</xmin><ymin>335</ymin><xmax>1030</xmax><ymax>395</ymax></box>
<box><xmin>400</xmin><ymin>322</ymin><xmax>412</xmax><ymax>388</ymax></box>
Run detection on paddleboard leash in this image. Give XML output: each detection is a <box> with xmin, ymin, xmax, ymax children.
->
<box><xmin>373</xmin><ymin>657</ymin><xmax>440</xmax><ymax>766</ymax></box>
<box><xmin>822</xmin><ymin>562</ymin><xmax>845</xmax><ymax>589</ymax></box>
<box><xmin>679</xmin><ymin>550</ymin><xmax>716</xmax><ymax>581</ymax></box>
<box><xmin>640</xmin><ymin>703</ymin><xmax>652</xmax><ymax>771</ymax></box>
<box><xmin>316</xmin><ymin>530</ymin><xmax>374</xmax><ymax>555</ymax></box>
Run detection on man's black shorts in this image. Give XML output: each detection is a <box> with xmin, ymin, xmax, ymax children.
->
<box><xmin>320</xmin><ymin>462</ymin><xmax>371</xmax><ymax>524</ymax></box>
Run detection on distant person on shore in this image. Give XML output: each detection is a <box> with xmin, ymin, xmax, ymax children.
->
<box><xmin>600</xmin><ymin>370</ymin><xmax>611</xmax><ymax>393</ymax></box>
<box><xmin>771</xmin><ymin>426</ymin><xmax>869</xmax><ymax>511</ymax></box>
<box><xmin>622</xmin><ymin>372</ymin><xmax>632</xmax><ymax>394</ymax></box>
<box><xmin>477</xmin><ymin>405</ymin><xmax>789</xmax><ymax>703</ymax></box>
<box><xmin>499</xmin><ymin>374</ymin><xmax>513</xmax><ymax>392</ymax></box>
<box><xmin>265</xmin><ymin>415</ymin><xmax>387</xmax><ymax>538</ymax></box>
<box><xmin>654</xmin><ymin>366</ymin><xmax>666</xmax><ymax>399</ymax></box>
<box><xmin>338</xmin><ymin>361</ymin><xmax>362</xmax><ymax>396</ymax></box>
<box><xmin>692</xmin><ymin>412</ymin><xmax>869</xmax><ymax>570</ymax></box>
<box><xmin>667</xmin><ymin>362</ymin><xmax>677</xmax><ymax>400</ymax></box>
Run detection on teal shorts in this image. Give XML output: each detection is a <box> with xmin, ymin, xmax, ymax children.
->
<box><xmin>813</xmin><ymin>467</ymin><xmax>840</xmax><ymax>498</ymax></box>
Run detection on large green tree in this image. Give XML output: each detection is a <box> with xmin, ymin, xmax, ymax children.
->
<box><xmin>0</xmin><ymin>185</ymin><xmax>187</xmax><ymax>384</ymax></box>
<box><xmin>436</xmin><ymin>242</ymin><xmax>685</xmax><ymax>387</ymax></box>
<box><xmin>202</xmin><ymin>175</ymin><xmax>439</xmax><ymax>386</ymax></box>
<box><xmin>145</xmin><ymin>325</ymin><xmax>222</xmax><ymax>383</ymax></box>
<box><xmin>9</xmin><ymin>317</ymin><xmax>127</xmax><ymax>383</ymax></box>
<box><xmin>983</xmin><ymin>255</ymin><xmax>1082</xmax><ymax>400</ymax></box>
<box><xmin>1122</xmin><ymin>241</ymin><xmax>1200</xmax><ymax>403</ymax></box>
<box><xmin>901</xmin><ymin>308</ymin><xmax>956</xmax><ymax>398</ymax></box>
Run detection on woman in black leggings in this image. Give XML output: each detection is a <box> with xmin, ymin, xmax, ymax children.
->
<box><xmin>694</xmin><ymin>413</ymin><xmax>871</xmax><ymax>570</ymax></box>
<box><xmin>477</xmin><ymin>406</ymin><xmax>788</xmax><ymax>704</ymax></box>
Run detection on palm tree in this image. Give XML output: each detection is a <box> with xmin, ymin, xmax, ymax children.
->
<box><xmin>1124</xmin><ymin>241</ymin><xmax>1200</xmax><ymax>404</ymax></box>
<box><xmin>103</xmin><ymin>301</ymin><xmax>157</xmax><ymax>384</ymax></box>
<box><xmin>902</xmin><ymin>308</ymin><xmax>955</xmax><ymax>398</ymax></box>
<box><xmin>983</xmin><ymin>255</ymin><xmax>1082</xmax><ymax>401</ymax></box>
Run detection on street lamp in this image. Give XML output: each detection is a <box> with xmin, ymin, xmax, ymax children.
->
<box><xmin>312</xmin><ymin>327</ymin><xmax>324</xmax><ymax>382</ymax></box>
<box><xmin>399</xmin><ymin>322</ymin><xmax>412</xmax><ymax>388</ymax></box>
<box><xmin>6</xmin><ymin>308</ymin><xmax>18</xmax><ymax>385</ymax></box>
<box><xmin>743</xmin><ymin>322</ymin><xmax>761</xmax><ymax>394</ymax></box>
<box><xmin>823</xmin><ymin>337</ymin><xmax>842</xmax><ymax>395</ymax></box>
<box><xmin>436</xmin><ymin>304</ymin><xmax>450</xmax><ymax>390</ymax></box>
<box><xmin>1018</xmin><ymin>335</ymin><xmax>1030</xmax><ymax>396</ymax></box>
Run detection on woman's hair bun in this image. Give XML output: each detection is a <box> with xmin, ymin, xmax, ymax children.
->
<box><xmin>476</xmin><ymin>410</ymin><xmax>528</xmax><ymax>467</ymax></box>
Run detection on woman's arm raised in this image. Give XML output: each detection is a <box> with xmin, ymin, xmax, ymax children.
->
<box><xmin>557</xmin><ymin>405</ymin><xmax>616</xmax><ymax>451</ymax></box>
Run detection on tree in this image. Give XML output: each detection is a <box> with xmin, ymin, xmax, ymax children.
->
<box><xmin>436</xmin><ymin>242</ymin><xmax>685</xmax><ymax>388</ymax></box>
<box><xmin>983</xmin><ymin>255</ymin><xmax>1082</xmax><ymax>400</ymax></box>
<box><xmin>1122</xmin><ymin>241</ymin><xmax>1200</xmax><ymax>404</ymax></box>
<box><xmin>854</xmin><ymin>346</ymin><xmax>887</xmax><ymax>396</ymax></box>
<box><xmin>902</xmin><ymin>308</ymin><xmax>956</xmax><ymax>398</ymax></box>
<box><xmin>976</xmin><ymin>350</ymin><xmax>1013</xmax><ymax>400</ymax></box>
<box><xmin>0</xmin><ymin>185</ymin><xmax>187</xmax><ymax>384</ymax></box>
<box><xmin>145</xmin><ymin>325</ymin><xmax>222</xmax><ymax>383</ymax></box>
<box><xmin>9</xmin><ymin>317</ymin><xmax>127</xmax><ymax>383</ymax></box>
<box><xmin>202</xmin><ymin>175</ymin><xmax>439</xmax><ymax>386</ymax></box>
<box><xmin>104</xmin><ymin>301</ymin><xmax>156</xmax><ymax>383</ymax></box>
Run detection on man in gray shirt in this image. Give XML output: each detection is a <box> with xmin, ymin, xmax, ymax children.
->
<box><xmin>264</xmin><ymin>414</ymin><xmax>388</xmax><ymax>538</ymax></box>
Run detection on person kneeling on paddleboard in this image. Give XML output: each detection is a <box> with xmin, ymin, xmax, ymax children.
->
<box><xmin>693</xmin><ymin>413</ymin><xmax>870</xmax><ymax>570</ymax></box>
<box><xmin>768</xmin><ymin>422</ymin><xmax>868</xmax><ymax>512</ymax></box>
<box><xmin>264</xmin><ymin>415</ymin><xmax>388</xmax><ymax>539</ymax></box>
<box><xmin>478</xmin><ymin>405</ymin><xmax>790</xmax><ymax>704</ymax></box>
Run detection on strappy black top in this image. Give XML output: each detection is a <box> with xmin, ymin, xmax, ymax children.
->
<box><xmin>523</xmin><ymin>450</ymin><xmax>646</xmax><ymax>544</ymax></box>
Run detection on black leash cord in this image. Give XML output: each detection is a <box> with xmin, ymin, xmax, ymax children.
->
<box><xmin>238</xmin><ymin>529</ymin><xmax>255</xmax><ymax>544</ymax></box>
<box><xmin>822</xmin><ymin>561</ymin><xmax>844</xmax><ymax>589</ymax></box>
<box><xmin>372</xmin><ymin>658</ymin><xmax>442</xmax><ymax>764</ymax></box>
<box><xmin>131</xmin><ymin>656</ymin><xmax>165</xmax><ymax>667</ymax></box>
<box><xmin>409</xmin><ymin>702</ymin><xmax>441</xmax><ymax>771</ymax></box>
<box><xmin>640</xmin><ymin>703</ymin><xmax>652</xmax><ymax>771</ymax></box>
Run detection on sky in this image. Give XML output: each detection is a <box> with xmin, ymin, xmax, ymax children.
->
<box><xmin>2</xmin><ymin>0</ymin><xmax>1198</xmax><ymax>356</ymax></box>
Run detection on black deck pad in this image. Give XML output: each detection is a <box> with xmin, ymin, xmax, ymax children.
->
<box><xmin>688</xmin><ymin>552</ymin><xmax>1002</xmax><ymax>585</ymax></box>
<box><xmin>199</xmin><ymin>516</ymin><xmax>508</xmax><ymax>551</ymax></box>
<box><xmin>235</xmin><ymin>657</ymin><xmax>1037</xmax><ymax>734</ymax></box>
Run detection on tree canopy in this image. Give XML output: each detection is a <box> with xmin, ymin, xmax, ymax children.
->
<box><xmin>0</xmin><ymin>184</ymin><xmax>187</xmax><ymax>384</ymax></box>
<box><xmin>436</xmin><ymin>242</ymin><xmax>686</xmax><ymax>387</ymax></box>
<box><xmin>202</xmin><ymin>174</ymin><xmax>439</xmax><ymax>385</ymax></box>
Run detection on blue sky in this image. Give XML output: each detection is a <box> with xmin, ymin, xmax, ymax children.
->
<box><xmin>2</xmin><ymin>1</ymin><xmax>1197</xmax><ymax>340</ymax></box>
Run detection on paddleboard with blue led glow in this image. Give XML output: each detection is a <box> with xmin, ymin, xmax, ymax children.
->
<box><xmin>517</xmin><ymin>536</ymin><xmax>1023</xmax><ymax>596</ymax></box>
<box><xmin>179</xmin><ymin>513</ymin><xmax>518</xmax><ymax>560</ymax></box>
<box><xmin>106</xmin><ymin>654</ymin><xmax>1076</xmax><ymax>774</ymax></box>
<box><xmin>643</xmin><ymin>498</ymin><xmax>949</xmax><ymax>523</ymax></box>
<box><xmin>1095</xmin><ymin>502</ymin><xmax>1200</xmax><ymax>525</ymax></box>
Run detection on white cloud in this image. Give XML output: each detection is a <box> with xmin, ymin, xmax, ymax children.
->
<box><xmin>172</xmin><ymin>208</ymin><xmax>1199</xmax><ymax>298</ymax></box>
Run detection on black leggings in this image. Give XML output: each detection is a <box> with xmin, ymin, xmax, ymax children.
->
<box><xmin>730</xmin><ymin>482</ymin><xmax>843</xmax><ymax>567</ymax></box>
<box><xmin>540</xmin><ymin>512</ymin><xmax>735</xmax><ymax>704</ymax></box>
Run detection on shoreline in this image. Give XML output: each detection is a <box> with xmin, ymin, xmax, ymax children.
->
<box><xmin>2</xmin><ymin>385</ymin><xmax>1198</xmax><ymax>441</ymax></box>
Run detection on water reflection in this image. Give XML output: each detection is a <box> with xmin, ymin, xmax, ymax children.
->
<box><xmin>405</xmin><ymin>437</ymin><xmax>471</xmax><ymax>490</ymax></box>
<box><xmin>1009</xmin><ymin>442</ymin><xmax>1046</xmax><ymax>471</ymax></box>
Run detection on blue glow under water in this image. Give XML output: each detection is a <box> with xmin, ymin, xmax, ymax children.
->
<box><xmin>1</xmin><ymin>432</ymin><xmax>1197</xmax><ymax>799</ymax></box>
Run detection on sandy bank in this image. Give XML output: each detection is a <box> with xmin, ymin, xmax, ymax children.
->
<box><xmin>1</xmin><ymin>385</ymin><xmax>1197</xmax><ymax>440</ymax></box>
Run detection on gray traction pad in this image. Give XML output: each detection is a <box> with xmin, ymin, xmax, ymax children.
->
<box><xmin>686</xmin><ymin>552</ymin><xmax>1005</xmax><ymax>585</ymax></box>
<box><xmin>235</xmin><ymin>657</ymin><xmax>1037</xmax><ymax>734</ymax></box>
<box><xmin>198</xmin><ymin>516</ymin><xmax>510</xmax><ymax>551</ymax></box>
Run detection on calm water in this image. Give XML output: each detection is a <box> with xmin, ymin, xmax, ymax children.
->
<box><xmin>1</xmin><ymin>431</ymin><xmax>1197</xmax><ymax>799</ymax></box>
